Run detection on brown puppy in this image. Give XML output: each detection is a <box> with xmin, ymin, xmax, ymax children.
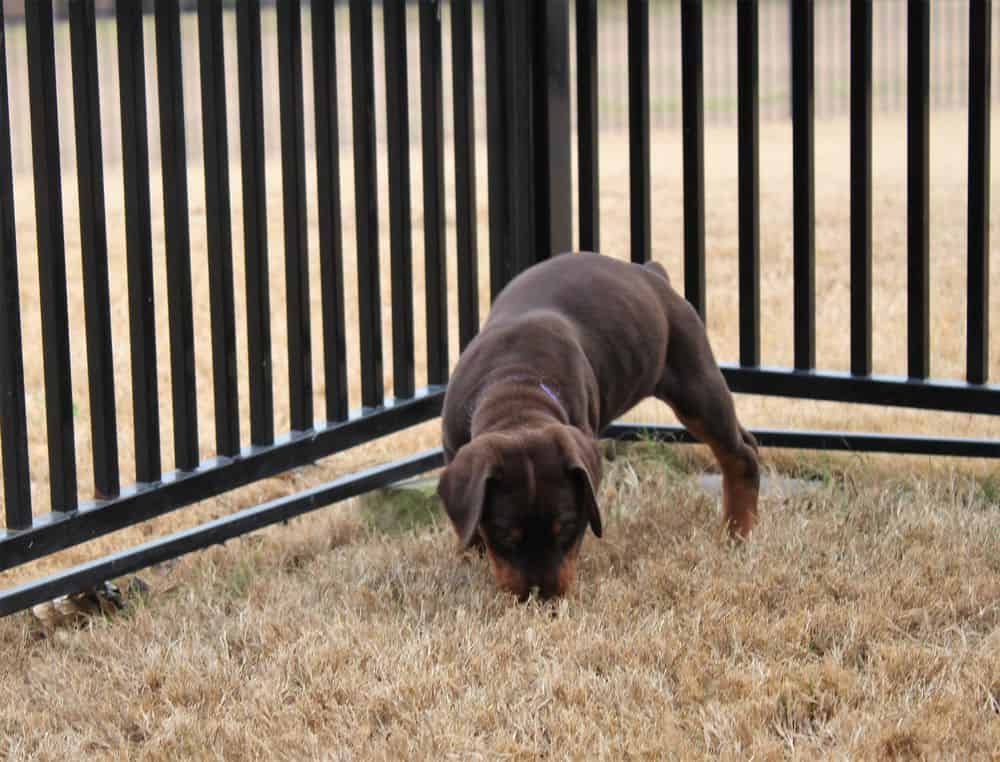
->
<box><xmin>438</xmin><ymin>252</ymin><xmax>759</xmax><ymax>599</ymax></box>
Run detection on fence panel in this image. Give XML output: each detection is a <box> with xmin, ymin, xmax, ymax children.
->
<box><xmin>1</xmin><ymin>0</ymin><xmax>448</xmax><ymax>618</ymax></box>
<box><xmin>1</xmin><ymin>0</ymin><xmax>997</xmax><ymax>621</ymax></box>
<box><xmin>591</xmin><ymin>0</ymin><xmax>998</xmax><ymax>458</ymax></box>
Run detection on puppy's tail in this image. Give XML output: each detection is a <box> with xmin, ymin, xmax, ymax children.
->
<box><xmin>643</xmin><ymin>260</ymin><xmax>671</xmax><ymax>285</ymax></box>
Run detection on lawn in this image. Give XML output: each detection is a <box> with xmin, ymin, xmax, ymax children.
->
<box><xmin>2</xmin><ymin>444</ymin><xmax>998</xmax><ymax>759</ymax></box>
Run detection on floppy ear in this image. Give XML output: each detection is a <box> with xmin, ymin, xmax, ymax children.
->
<box><xmin>437</xmin><ymin>442</ymin><xmax>499</xmax><ymax>547</ymax></box>
<box><xmin>557</xmin><ymin>426</ymin><xmax>603</xmax><ymax>538</ymax></box>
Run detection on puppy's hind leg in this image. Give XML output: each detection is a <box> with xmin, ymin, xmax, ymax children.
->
<box><xmin>655</xmin><ymin>301</ymin><xmax>760</xmax><ymax>539</ymax></box>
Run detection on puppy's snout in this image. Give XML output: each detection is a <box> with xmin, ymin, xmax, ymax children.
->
<box><xmin>537</xmin><ymin>584</ymin><xmax>560</xmax><ymax>601</ymax></box>
<box><xmin>485</xmin><ymin>547</ymin><xmax>576</xmax><ymax>601</ymax></box>
<box><xmin>494</xmin><ymin>571</ymin><xmax>561</xmax><ymax>601</ymax></box>
<box><xmin>529</xmin><ymin>583</ymin><xmax>557</xmax><ymax>601</ymax></box>
<box><xmin>528</xmin><ymin>569</ymin><xmax>571</xmax><ymax>601</ymax></box>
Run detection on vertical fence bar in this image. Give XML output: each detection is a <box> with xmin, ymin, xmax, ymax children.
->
<box><xmin>198</xmin><ymin>0</ymin><xmax>240</xmax><ymax>456</ymax></box>
<box><xmin>155</xmin><ymin>0</ymin><xmax>198</xmax><ymax>471</ymax></box>
<box><xmin>276</xmin><ymin>0</ymin><xmax>313</xmax><ymax>430</ymax></box>
<box><xmin>907</xmin><ymin>0</ymin><xmax>930</xmax><ymax>379</ymax></box>
<box><xmin>117</xmin><ymin>0</ymin><xmax>161</xmax><ymax>483</ymax></box>
<box><xmin>577</xmin><ymin>0</ymin><xmax>599</xmax><ymax>254</ymax></box>
<box><xmin>503</xmin><ymin>2</ymin><xmax>538</xmax><ymax>276</ymax></box>
<box><xmin>69</xmin><ymin>0</ymin><xmax>119</xmax><ymax>497</ymax></box>
<box><xmin>26</xmin><ymin>0</ymin><xmax>78</xmax><ymax>508</ymax></box>
<box><xmin>0</xmin><ymin>3</ymin><xmax>31</xmax><ymax>528</ymax></box>
<box><xmin>311</xmin><ymin>0</ymin><xmax>348</xmax><ymax>422</ymax></box>
<box><xmin>792</xmin><ymin>0</ymin><xmax>816</xmax><ymax>371</ymax></box>
<box><xmin>484</xmin><ymin>0</ymin><xmax>538</xmax><ymax>291</ymax></box>
<box><xmin>851</xmin><ymin>0</ymin><xmax>873</xmax><ymax>377</ymax></box>
<box><xmin>420</xmin><ymin>0</ymin><xmax>448</xmax><ymax>386</ymax></box>
<box><xmin>484</xmin><ymin>0</ymin><xmax>508</xmax><ymax>301</ymax></box>
<box><xmin>237</xmin><ymin>0</ymin><xmax>274</xmax><ymax>445</ymax></box>
<box><xmin>627</xmin><ymin>0</ymin><xmax>651</xmax><ymax>264</ymax></box>
<box><xmin>680</xmin><ymin>0</ymin><xmax>705</xmax><ymax>319</ymax></box>
<box><xmin>351</xmin><ymin>0</ymin><xmax>384</xmax><ymax>408</ymax></box>
<box><xmin>451</xmin><ymin>0</ymin><xmax>479</xmax><ymax>350</ymax></box>
<box><xmin>538</xmin><ymin>0</ymin><xmax>572</xmax><ymax>259</ymax></box>
<box><xmin>383</xmin><ymin>0</ymin><xmax>415</xmax><ymax>400</ymax></box>
<box><xmin>968</xmin><ymin>0</ymin><xmax>991</xmax><ymax>384</ymax></box>
<box><xmin>737</xmin><ymin>0</ymin><xmax>761</xmax><ymax>367</ymax></box>
<box><xmin>485</xmin><ymin>3</ymin><xmax>568</xmax><ymax>289</ymax></box>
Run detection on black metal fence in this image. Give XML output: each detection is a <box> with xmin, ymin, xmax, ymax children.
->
<box><xmin>600</xmin><ymin>0</ymin><xmax>1000</xmax><ymax>127</ymax></box>
<box><xmin>5</xmin><ymin>1</ymin><xmax>997</xmax><ymax>180</ymax></box>
<box><xmin>602</xmin><ymin>0</ymin><xmax>998</xmax><ymax>450</ymax></box>
<box><xmin>1</xmin><ymin>0</ymin><xmax>456</xmax><ymax>615</ymax></box>
<box><xmin>1</xmin><ymin>0</ymin><xmax>997</xmax><ymax>617</ymax></box>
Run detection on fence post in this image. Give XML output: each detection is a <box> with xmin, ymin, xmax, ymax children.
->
<box><xmin>484</xmin><ymin>0</ymin><xmax>571</xmax><ymax>299</ymax></box>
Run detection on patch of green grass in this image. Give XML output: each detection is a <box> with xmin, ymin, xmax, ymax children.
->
<box><xmin>359</xmin><ymin>478</ymin><xmax>443</xmax><ymax>536</ymax></box>
<box><xmin>977</xmin><ymin>475</ymin><xmax>1000</xmax><ymax>509</ymax></box>
<box><xmin>613</xmin><ymin>434</ymin><xmax>697</xmax><ymax>477</ymax></box>
<box><xmin>222</xmin><ymin>544</ymin><xmax>266</xmax><ymax>601</ymax></box>
<box><xmin>774</xmin><ymin>452</ymin><xmax>858</xmax><ymax>489</ymax></box>
<box><xmin>791</xmin><ymin>457</ymin><xmax>835</xmax><ymax>487</ymax></box>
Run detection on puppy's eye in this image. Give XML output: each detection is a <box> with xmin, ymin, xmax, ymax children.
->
<box><xmin>491</xmin><ymin>526</ymin><xmax>522</xmax><ymax>553</ymax></box>
<box><xmin>553</xmin><ymin>519</ymin><xmax>578</xmax><ymax>548</ymax></box>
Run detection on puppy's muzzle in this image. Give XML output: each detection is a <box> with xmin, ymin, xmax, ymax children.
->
<box><xmin>488</xmin><ymin>554</ymin><xmax>576</xmax><ymax>601</ymax></box>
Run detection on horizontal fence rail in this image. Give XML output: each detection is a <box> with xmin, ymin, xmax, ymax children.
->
<box><xmin>0</xmin><ymin>0</ymin><xmax>997</xmax><ymax>618</ymax></box>
<box><xmin>604</xmin><ymin>424</ymin><xmax>1000</xmax><ymax>460</ymax></box>
<box><xmin>0</xmin><ymin>448</ymin><xmax>447</xmax><ymax>617</ymax></box>
<box><xmin>1</xmin><ymin>388</ymin><xmax>445</xmax><ymax>574</ymax></box>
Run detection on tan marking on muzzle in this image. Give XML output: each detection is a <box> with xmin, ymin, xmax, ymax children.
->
<box><xmin>484</xmin><ymin>546</ymin><xmax>530</xmax><ymax>599</ymax></box>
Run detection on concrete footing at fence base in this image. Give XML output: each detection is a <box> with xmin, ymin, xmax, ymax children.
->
<box><xmin>375</xmin><ymin>472</ymin><xmax>819</xmax><ymax>523</ymax></box>
<box><xmin>695</xmin><ymin>474</ymin><xmax>820</xmax><ymax>500</ymax></box>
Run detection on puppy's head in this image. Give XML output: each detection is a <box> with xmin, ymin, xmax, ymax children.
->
<box><xmin>437</xmin><ymin>424</ymin><xmax>602</xmax><ymax>600</ymax></box>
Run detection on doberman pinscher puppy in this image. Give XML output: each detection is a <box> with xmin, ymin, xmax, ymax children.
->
<box><xmin>438</xmin><ymin>252</ymin><xmax>759</xmax><ymax>600</ymax></box>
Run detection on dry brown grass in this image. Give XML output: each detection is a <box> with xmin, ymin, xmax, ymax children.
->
<box><xmin>2</xmin><ymin>445</ymin><xmax>998</xmax><ymax>759</ymax></box>
<box><xmin>1</xmin><ymin>102</ymin><xmax>998</xmax><ymax>757</ymax></box>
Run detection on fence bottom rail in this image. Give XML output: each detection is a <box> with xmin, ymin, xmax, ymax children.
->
<box><xmin>2</xmin><ymin>424</ymin><xmax>997</xmax><ymax>618</ymax></box>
